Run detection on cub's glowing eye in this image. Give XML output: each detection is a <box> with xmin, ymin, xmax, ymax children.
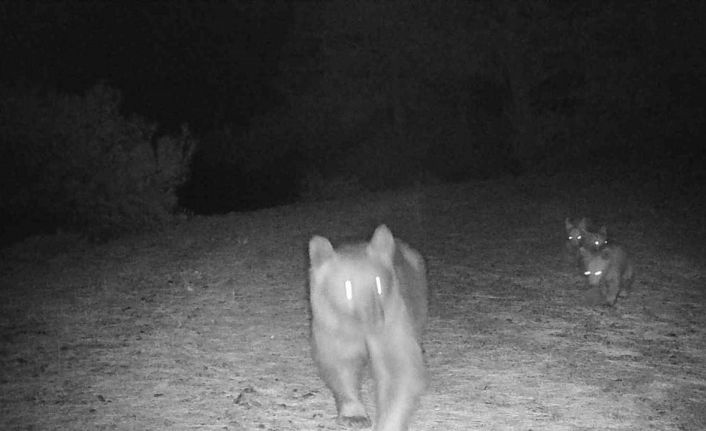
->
<box><xmin>577</xmin><ymin>235</ymin><xmax>582</xmax><ymax>240</ymax></box>
<box><xmin>375</xmin><ymin>276</ymin><xmax>382</xmax><ymax>295</ymax></box>
<box><xmin>595</xmin><ymin>270</ymin><xmax>602</xmax><ymax>275</ymax></box>
<box><xmin>344</xmin><ymin>280</ymin><xmax>352</xmax><ymax>300</ymax></box>
<box><xmin>584</xmin><ymin>271</ymin><xmax>590</xmax><ymax>276</ymax></box>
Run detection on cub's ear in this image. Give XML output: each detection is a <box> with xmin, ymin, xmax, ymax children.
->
<box><xmin>564</xmin><ymin>217</ymin><xmax>573</xmax><ymax>230</ymax></box>
<box><xmin>578</xmin><ymin>217</ymin><xmax>590</xmax><ymax>230</ymax></box>
<box><xmin>368</xmin><ymin>224</ymin><xmax>395</xmax><ymax>261</ymax></box>
<box><xmin>309</xmin><ymin>236</ymin><xmax>334</xmax><ymax>267</ymax></box>
<box><xmin>599</xmin><ymin>225</ymin><xmax>608</xmax><ymax>236</ymax></box>
<box><xmin>579</xmin><ymin>246</ymin><xmax>591</xmax><ymax>260</ymax></box>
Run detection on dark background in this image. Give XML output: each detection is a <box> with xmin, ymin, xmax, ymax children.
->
<box><xmin>1</xmin><ymin>1</ymin><xmax>704</xmax><ymax>240</ymax></box>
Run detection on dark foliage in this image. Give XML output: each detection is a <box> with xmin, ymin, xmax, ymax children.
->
<box><xmin>0</xmin><ymin>83</ymin><xmax>195</xmax><ymax>243</ymax></box>
<box><xmin>1</xmin><ymin>1</ymin><xmax>704</xmax><ymax>217</ymax></box>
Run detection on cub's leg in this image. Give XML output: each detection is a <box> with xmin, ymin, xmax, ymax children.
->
<box><xmin>565</xmin><ymin>241</ymin><xmax>582</xmax><ymax>268</ymax></box>
<box><xmin>619</xmin><ymin>265</ymin><xmax>635</xmax><ymax>298</ymax></box>
<box><xmin>604</xmin><ymin>274</ymin><xmax>621</xmax><ymax>306</ymax></box>
<box><xmin>367</xmin><ymin>328</ymin><xmax>426</xmax><ymax>431</ymax></box>
<box><xmin>313</xmin><ymin>329</ymin><xmax>371</xmax><ymax>427</ymax></box>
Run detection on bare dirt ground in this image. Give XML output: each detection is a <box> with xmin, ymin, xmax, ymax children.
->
<box><xmin>1</xmin><ymin>174</ymin><xmax>705</xmax><ymax>430</ymax></box>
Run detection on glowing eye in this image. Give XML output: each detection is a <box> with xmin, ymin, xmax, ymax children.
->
<box><xmin>595</xmin><ymin>270</ymin><xmax>602</xmax><ymax>275</ymax></box>
<box><xmin>584</xmin><ymin>271</ymin><xmax>590</xmax><ymax>276</ymax></box>
<box><xmin>577</xmin><ymin>235</ymin><xmax>582</xmax><ymax>240</ymax></box>
<box><xmin>375</xmin><ymin>276</ymin><xmax>382</xmax><ymax>295</ymax></box>
<box><xmin>344</xmin><ymin>280</ymin><xmax>352</xmax><ymax>300</ymax></box>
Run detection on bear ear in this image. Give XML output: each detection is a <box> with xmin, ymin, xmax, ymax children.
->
<box><xmin>599</xmin><ymin>225</ymin><xmax>608</xmax><ymax>236</ymax></box>
<box><xmin>579</xmin><ymin>246</ymin><xmax>591</xmax><ymax>259</ymax></box>
<box><xmin>578</xmin><ymin>217</ymin><xmax>589</xmax><ymax>230</ymax></box>
<box><xmin>309</xmin><ymin>236</ymin><xmax>334</xmax><ymax>267</ymax></box>
<box><xmin>564</xmin><ymin>217</ymin><xmax>573</xmax><ymax>230</ymax></box>
<box><xmin>368</xmin><ymin>224</ymin><xmax>396</xmax><ymax>261</ymax></box>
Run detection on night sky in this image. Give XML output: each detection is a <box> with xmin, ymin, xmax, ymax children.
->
<box><xmin>1</xmin><ymin>1</ymin><xmax>704</xmax><ymax>235</ymax></box>
<box><xmin>1</xmin><ymin>2</ymin><xmax>290</xmax><ymax>132</ymax></box>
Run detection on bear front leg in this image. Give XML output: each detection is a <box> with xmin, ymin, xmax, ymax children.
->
<box><xmin>367</xmin><ymin>330</ymin><xmax>426</xmax><ymax>431</ymax></box>
<box><xmin>313</xmin><ymin>330</ymin><xmax>371</xmax><ymax>427</ymax></box>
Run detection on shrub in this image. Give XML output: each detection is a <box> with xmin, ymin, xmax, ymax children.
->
<box><xmin>298</xmin><ymin>170</ymin><xmax>366</xmax><ymax>202</ymax></box>
<box><xmin>0</xmin><ymin>83</ymin><xmax>195</xmax><ymax>240</ymax></box>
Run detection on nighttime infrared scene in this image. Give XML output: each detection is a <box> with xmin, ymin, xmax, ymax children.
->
<box><xmin>0</xmin><ymin>1</ymin><xmax>704</xmax><ymax>429</ymax></box>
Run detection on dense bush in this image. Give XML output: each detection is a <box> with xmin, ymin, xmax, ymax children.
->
<box><xmin>0</xmin><ymin>83</ymin><xmax>195</xmax><ymax>240</ymax></box>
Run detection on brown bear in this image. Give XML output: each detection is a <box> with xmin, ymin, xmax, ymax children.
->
<box><xmin>308</xmin><ymin>225</ymin><xmax>428</xmax><ymax>431</ymax></box>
